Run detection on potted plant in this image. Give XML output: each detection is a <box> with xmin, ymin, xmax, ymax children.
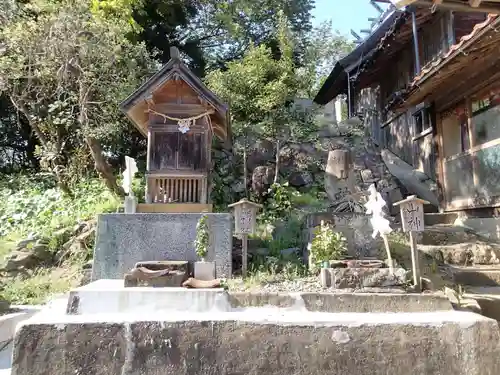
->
<box><xmin>194</xmin><ymin>214</ymin><xmax>215</xmax><ymax>281</ymax></box>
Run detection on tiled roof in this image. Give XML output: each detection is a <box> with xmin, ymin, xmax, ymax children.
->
<box><xmin>313</xmin><ymin>10</ymin><xmax>408</xmax><ymax>104</ymax></box>
<box><xmin>351</xmin><ymin>11</ymin><xmax>411</xmax><ymax>81</ymax></box>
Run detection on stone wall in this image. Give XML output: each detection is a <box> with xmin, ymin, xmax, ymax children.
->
<box><xmin>91</xmin><ymin>213</ymin><xmax>232</xmax><ymax>280</ymax></box>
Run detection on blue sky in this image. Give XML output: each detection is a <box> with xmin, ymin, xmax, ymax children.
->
<box><xmin>312</xmin><ymin>0</ymin><xmax>389</xmax><ymax>39</ymax></box>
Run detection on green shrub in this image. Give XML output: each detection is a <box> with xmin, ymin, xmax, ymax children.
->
<box><xmin>309</xmin><ymin>221</ymin><xmax>347</xmax><ymax>269</ymax></box>
<box><xmin>0</xmin><ymin>174</ymin><xmax>120</xmax><ymax>239</ymax></box>
<box><xmin>194</xmin><ymin>214</ymin><xmax>209</xmax><ymax>260</ymax></box>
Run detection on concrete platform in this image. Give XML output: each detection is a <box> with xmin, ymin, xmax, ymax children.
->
<box><xmin>67</xmin><ymin>280</ymin><xmax>454</xmax><ymax>315</ymax></box>
<box><xmin>11</xmin><ymin>310</ymin><xmax>500</xmax><ymax>375</ymax></box>
<box><xmin>0</xmin><ymin>306</ymin><xmax>43</xmax><ymax>375</ymax></box>
<box><xmin>67</xmin><ymin>279</ymin><xmax>227</xmax><ymax>314</ymax></box>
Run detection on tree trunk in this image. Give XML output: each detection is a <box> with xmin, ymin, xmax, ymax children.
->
<box><xmin>12</xmin><ymin>97</ymin><xmax>73</xmax><ymax>196</ymax></box>
<box><xmin>86</xmin><ymin>136</ymin><xmax>125</xmax><ymax>197</ymax></box>
<box><xmin>274</xmin><ymin>139</ymin><xmax>280</xmax><ymax>184</ymax></box>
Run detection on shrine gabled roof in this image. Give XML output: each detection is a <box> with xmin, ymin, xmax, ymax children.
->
<box><xmin>120</xmin><ymin>57</ymin><xmax>229</xmax><ymax>115</ymax></box>
<box><xmin>119</xmin><ymin>48</ymin><xmax>231</xmax><ymax>142</ymax></box>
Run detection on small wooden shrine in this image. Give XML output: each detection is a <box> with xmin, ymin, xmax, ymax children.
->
<box><xmin>120</xmin><ymin>47</ymin><xmax>230</xmax><ymax>213</ymax></box>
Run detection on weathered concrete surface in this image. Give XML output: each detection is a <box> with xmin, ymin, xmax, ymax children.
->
<box><xmin>0</xmin><ymin>308</ymin><xmax>40</xmax><ymax>342</ymax></box>
<box><xmin>297</xmin><ymin>292</ymin><xmax>452</xmax><ymax>312</ymax></box>
<box><xmin>11</xmin><ymin>311</ymin><xmax>500</xmax><ymax>375</ymax></box>
<box><xmin>320</xmin><ymin>267</ymin><xmax>407</xmax><ymax>288</ymax></box>
<box><xmin>67</xmin><ymin>280</ymin><xmax>226</xmax><ymax>314</ymax></box>
<box><xmin>67</xmin><ymin>280</ymin><xmax>453</xmax><ymax>315</ymax></box>
<box><xmin>91</xmin><ymin>213</ymin><xmax>232</xmax><ymax>280</ymax></box>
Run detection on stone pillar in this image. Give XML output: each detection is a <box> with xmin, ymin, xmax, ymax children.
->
<box><xmin>324</xmin><ymin>149</ymin><xmax>355</xmax><ymax>202</ymax></box>
<box><xmin>334</xmin><ymin>97</ymin><xmax>343</xmax><ymax>123</ymax></box>
<box><xmin>124</xmin><ymin>196</ymin><xmax>137</xmax><ymax>214</ymax></box>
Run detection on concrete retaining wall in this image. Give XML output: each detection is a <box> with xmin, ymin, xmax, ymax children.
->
<box><xmin>11</xmin><ymin>312</ymin><xmax>500</xmax><ymax>375</ymax></box>
<box><xmin>91</xmin><ymin>213</ymin><xmax>232</xmax><ymax>280</ymax></box>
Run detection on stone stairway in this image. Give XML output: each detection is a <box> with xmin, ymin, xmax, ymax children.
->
<box><xmin>462</xmin><ymin>286</ymin><xmax>500</xmax><ymax>321</ymax></box>
<box><xmin>417</xmin><ymin>222</ymin><xmax>500</xmax><ymax>321</ymax></box>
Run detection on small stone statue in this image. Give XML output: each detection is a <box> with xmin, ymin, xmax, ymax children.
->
<box><xmin>364</xmin><ymin>184</ymin><xmax>394</xmax><ymax>272</ymax></box>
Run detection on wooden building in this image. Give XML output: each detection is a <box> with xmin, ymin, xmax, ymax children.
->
<box><xmin>120</xmin><ymin>47</ymin><xmax>231</xmax><ymax>213</ymax></box>
<box><xmin>390</xmin><ymin>0</ymin><xmax>500</xmax><ymax>14</ymax></box>
<box><xmin>315</xmin><ymin>5</ymin><xmax>500</xmax><ymax>215</ymax></box>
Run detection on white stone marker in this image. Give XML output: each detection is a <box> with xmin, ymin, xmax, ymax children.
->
<box><xmin>122</xmin><ymin>156</ymin><xmax>138</xmax><ymax>214</ymax></box>
<box><xmin>393</xmin><ymin>195</ymin><xmax>429</xmax><ymax>291</ymax></box>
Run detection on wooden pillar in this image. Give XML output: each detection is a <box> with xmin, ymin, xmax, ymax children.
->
<box><xmin>466</xmin><ymin>98</ymin><xmax>480</xmax><ymax>188</ymax></box>
<box><xmin>145</xmin><ymin>129</ymin><xmax>152</xmax><ymax>204</ymax></box>
<box><xmin>347</xmin><ymin>71</ymin><xmax>352</xmax><ymax>118</ymax></box>
<box><xmin>411</xmin><ymin>8</ymin><xmax>421</xmax><ymax>75</ymax></box>
<box><xmin>435</xmin><ymin>111</ymin><xmax>446</xmax><ymax>211</ymax></box>
<box><xmin>200</xmin><ymin>176</ymin><xmax>208</xmax><ymax>204</ymax></box>
<box><xmin>241</xmin><ymin>234</ymin><xmax>248</xmax><ymax>277</ymax></box>
<box><xmin>409</xmin><ymin>231</ymin><xmax>422</xmax><ymax>290</ymax></box>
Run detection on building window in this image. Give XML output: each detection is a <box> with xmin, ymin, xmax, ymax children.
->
<box><xmin>413</xmin><ymin>106</ymin><xmax>432</xmax><ymax>135</ymax></box>
<box><xmin>441</xmin><ymin>104</ymin><xmax>468</xmax><ymax>158</ymax></box>
<box><xmin>471</xmin><ymin>87</ymin><xmax>500</xmax><ymax>146</ymax></box>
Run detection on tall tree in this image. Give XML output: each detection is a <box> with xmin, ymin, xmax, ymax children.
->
<box><xmin>297</xmin><ymin>20</ymin><xmax>354</xmax><ymax>98</ymax></box>
<box><xmin>0</xmin><ymin>0</ymin><xmax>155</xmax><ymax>194</ymax></box>
<box><xmin>127</xmin><ymin>0</ymin><xmax>314</xmax><ymax>74</ymax></box>
<box><xmin>206</xmin><ymin>13</ymin><xmax>315</xmax><ymax>185</ymax></box>
<box><xmin>0</xmin><ymin>94</ymin><xmax>39</xmax><ymax>172</ymax></box>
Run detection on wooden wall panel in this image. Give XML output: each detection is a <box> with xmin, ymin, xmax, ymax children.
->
<box><xmin>453</xmin><ymin>12</ymin><xmax>488</xmax><ymax>42</ymax></box>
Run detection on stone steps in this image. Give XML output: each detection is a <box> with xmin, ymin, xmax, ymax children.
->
<box><xmin>424</xmin><ymin>213</ymin><xmax>459</xmax><ymax>226</ymax></box>
<box><xmin>463</xmin><ymin>287</ymin><xmax>500</xmax><ymax>321</ymax></box>
<box><xmin>420</xmin><ymin>225</ymin><xmax>489</xmax><ymax>246</ymax></box>
<box><xmin>451</xmin><ymin>266</ymin><xmax>500</xmax><ymax>286</ymax></box>
<box><xmin>69</xmin><ymin>279</ymin><xmax>453</xmax><ymax>314</ymax></box>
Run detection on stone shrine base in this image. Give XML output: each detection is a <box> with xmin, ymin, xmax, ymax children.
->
<box><xmin>10</xmin><ymin>280</ymin><xmax>500</xmax><ymax>375</ymax></box>
<box><xmin>320</xmin><ymin>267</ymin><xmax>407</xmax><ymax>289</ymax></box>
<box><xmin>12</xmin><ymin>310</ymin><xmax>500</xmax><ymax>375</ymax></box>
<box><xmin>91</xmin><ymin>213</ymin><xmax>232</xmax><ymax>280</ymax></box>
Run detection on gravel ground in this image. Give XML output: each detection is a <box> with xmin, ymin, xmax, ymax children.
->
<box><xmin>226</xmin><ymin>275</ymin><xmax>408</xmax><ymax>294</ymax></box>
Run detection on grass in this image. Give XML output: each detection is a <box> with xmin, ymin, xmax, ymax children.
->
<box><xmin>0</xmin><ymin>240</ymin><xmax>15</xmax><ymax>261</ymax></box>
<box><xmin>226</xmin><ymin>262</ymin><xmax>310</xmax><ymax>291</ymax></box>
<box><xmin>0</xmin><ymin>174</ymin><xmax>121</xmax><ymax>305</ymax></box>
<box><xmin>1</xmin><ymin>265</ymin><xmax>83</xmax><ymax>305</ymax></box>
